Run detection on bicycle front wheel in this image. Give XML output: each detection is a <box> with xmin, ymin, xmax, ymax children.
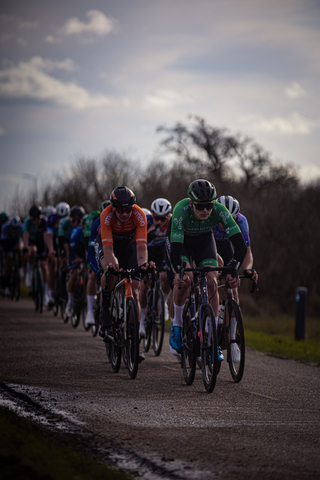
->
<box><xmin>227</xmin><ymin>299</ymin><xmax>245</xmax><ymax>383</ymax></box>
<box><xmin>12</xmin><ymin>263</ymin><xmax>20</xmax><ymax>301</ymax></box>
<box><xmin>201</xmin><ymin>304</ymin><xmax>218</xmax><ymax>393</ymax></box>
<box><xmin>125</xmin><ymin>297</ymin><xmax>139</xmax><ymax>379</ymax></box>
<box><xmin>181</xmin><ymin>302</ymin><xmax>197</xmax><ymax>386</ymax></box>
<box><xmin>153</xmin><ymin>288</ymin><xmax>165</xmax><ymax>356</ymax></box>
<box><xmin>109</xmin><ymin>294</ymin><xmax>121</xmax><ymax>372</ymax></box>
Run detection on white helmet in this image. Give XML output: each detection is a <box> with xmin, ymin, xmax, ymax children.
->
<box><xmin>142</xmin><ymin>208</ymin><xmax>152</xmax><ymax>216</ymax></box>
<box><xmin>150</xmin><ymin>198</ymin><xmax>172</xmax><ymax>217</ymax></box>
<box><xmin>42</xmin><ymin>205</ymin><xmax>56</xmax><ymax>217</ymax></box>
<box><xmin>217</xmin><ymin>195</ymin><xmax>240</xmax><ymax>218</ymax></box>
<box><xmin>56</xmin><ymin>202</ymin><xmax>70</xmax><ymax>218</ymax></box>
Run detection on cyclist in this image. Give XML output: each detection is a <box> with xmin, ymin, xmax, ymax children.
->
<box><xmin>214</xmin><ymin>195</ymin><xmax>258</xmax><ymax>296</ymax></box>
<box><xmin>99</xmin><ymin>186</ymin><xmax>148</xmax><ymax>361</ymax></box>
<box><xmin>139</xmin><ymin>198</ymin><xmax>172</xmax><ymax>337</ymax></box>
<box><xmin>83</xmin><ymin>201</ymin><xmax>110</xmax><ymax>327</ymax></box>
<box><xmin>64</xmin><ymin>206</ymin><xmax>86</xmax><ymax>318</ymax></box>
<box><xmin>165</xmin><ymin>179</ymin><xmax>247</xmax><ymax>360</ymax></box>
<box><xmin>0</xmin><ymin>211</ymin><xmax>9</xmax><ymax>235</ymax></box>
<box><xmin>0</xmin><ymin>215</ymin><xmax>24</xmax><ymax>295</ymax></box>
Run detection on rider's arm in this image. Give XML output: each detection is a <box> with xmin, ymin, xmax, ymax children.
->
<box><xmin>229</xmin><ymin>232</ymin><xmax>247</xmax><ymax>268</ymax></box>
<box><xmin>242</xmin><ymin>245</ymin><xmax>254</xmax><ymax>271</ymax></box>
<box><xmin>137</xmin><ymin>243</ymin><xmax>148</xmax><ymax>267</ymax></box>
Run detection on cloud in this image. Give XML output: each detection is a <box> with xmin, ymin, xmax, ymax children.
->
<box><xmin>0</xmin><ymin>57</ymin><xmax>110</xmax><ymax>109</ymax></box>
<box><xmin>0</xmin><ymin>13</ymin><xmax>37</xmax><ymax>46</ymax></box>
<box><xmin>240</xmin><ymin>112</ymin><xmax>319</xmax><ymax>135</ymax></box>
<box><xmin>0</xmin><ymin>127</ymin><xmax>6</xmax><ymax>136</ymax></box>
<box><xmin>285</xmin><ymin>82</ymin><xmax>307</xmax><ymax>99</ymax></box>
<box><xmin>45</xmin><ymin>10</ymin><xmax>118</xmax><ymax>43</ymax></box>
<box><xmin>143</xmin><ymin>89</ymin><xmax>194</xmax><ymax>109</ymax></box>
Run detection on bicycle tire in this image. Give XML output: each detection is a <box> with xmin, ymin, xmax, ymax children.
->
<box><xmin>142</xmin><ymin>311</ymin><xmax>152</xmax><ymax>352</ymax></box>
<box><xmin>91</xmin><ymin>302</ymin><xmax>100</xmax><ymax>337</ymax></box>
<box><xmin>35</xmin><ymin>268</ymin><xmax>43</xmax><ymax>314</ymax></box>
<box><xmin>201</xmin><ymin>303</ymin><xmax>218</xmax><ymax>393</ymax></box>
<box><xmin>153</xmin><ymin>288</ymin><xmax>165</xmax><ymax>356</ymax></box>
<box><xmin>226</xmin><ymin>299</ymin><xmax>245</xmax><ymax>383</ymax></box>
<box><xmin>12</xmin><ymin>262</ymin><xmax>20</xmax><ymax>301</ymax></box>
<box><xmin>109</xmin><ymin>294</ymin><xmax>122</xmax><ymax>372</ymax></box>
<box><xmin>125</xmin><ymin>297</ymin><xmax>139</xmax><ymax>379</ymax></box>
<box><xmin>181</xmin><ymin>302</ymin><xmax>197</xmax><ymax>386</ymax></box>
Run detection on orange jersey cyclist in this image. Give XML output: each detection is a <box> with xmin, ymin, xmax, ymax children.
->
<box><xmin>99</xmin><ymin>186</ymin><xmax>149</xmax><ymax>359</ymax></box>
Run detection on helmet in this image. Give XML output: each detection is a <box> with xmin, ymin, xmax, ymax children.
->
<box><xmin>70</xmin><ymin>205</ymin><xmax>85</xmax><ymax>220</ymax></box>
<box><xmin>151</xmin><ymin>198</ymin><xmax>172</xmax><ymax>217</ymax></box>
<box><xmin>42</xmin><ymin>205</ymin><xmax>56</xmax><ymax>217</ymax></box>
<box><xmin>10</xmin><ymin>215</ymin><xmax>21</xmax><ymax>228</ymax></box>
<box><xmin>29</xmin><ymin>205</ymin><xmax>42</xmax><ymax>218</ymax></box>
<box><xmin>110</xmin><ymin>186</ymin><xmax>136</xmax><ymax>208</ymax></box>
<box><xmin>142</xmin><ymin>208</ymin><xmax>152</xmax><ymax>216</ymax></box>
<box><xmin>187</xmin><ymin>179</ymin><xmax>216</xmax><ymax>202</ymax></box>
<box><xmin>0</xmin><ymin>212</ymin><xmax>9</xmax><ymax>222</ymax></box>
<box><xmin>100</xmin><ymin>200</ymin><xmax>111</xmax><ymax>212</ymax></box>
<box><xmin>217</xmin><ymin>195</ymin><xmax>240</xmax><ymax>218</ymax></box>
<box><xmin>56</xmin><ymin>202</ymin><xmax>70</xmax><ymax>218</ymax></box>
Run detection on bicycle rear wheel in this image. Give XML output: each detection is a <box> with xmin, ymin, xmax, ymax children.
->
<box><xmin>11</xmin><ymin>262</ymin><xmax>20</xmax><ymax>301</ymax></box>
<box><xmin>227</xmin><ymin>299</ymin><xmax>245</xmax><ymax>383</ymax></box>
<box><xmin>142</xmin><ymin>289</ymin><xmax>153</xmax><ymax>352</ymax></box>
<box><xmin>153</xmin><ymin>288</ymin><xmax>165</xmax><ymax>356</ymax></box>
<box><xmin>181</xmin><ymin>302</ymin><xmax>197</xmax><ymax>386</ymax></box>
<box><xmin>109</xmin><ymin>294</ymin><xmax>121</xmax><ymax>372</ymax></box>
<box><xmin>91</xmin><ymin>300</ymin><xmax>100</xmax><ymax>337</ymax></box>
<box><xmin>201</xmin><ymin>304</ymin><xmax>218</xmax><ymax>393</ymax></box>
<box><xmin>125</xmin><ymin>297</ymin><xmax>139</xmax><ymax>379</ymax></box>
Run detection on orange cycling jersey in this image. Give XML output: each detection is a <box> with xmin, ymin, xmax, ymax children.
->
<box><xmin>100</xmin><ymin>205</ymin><xmax>147</xmax><ymax>246</ymax></box>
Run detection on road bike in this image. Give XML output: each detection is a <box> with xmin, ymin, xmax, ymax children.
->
<box><xmin>217</xmin><ymin>270</ymin><xmax>258</xmax><ymax>382</ymax></box>
<box><xmin>141</xmin><ymin>266</ymin><xmax>165</xmax><ymax>356</ymax></box>
<box><xmin>180</xmin><ymin>261</ymin><xmax>239</xmax><ymax>393</ymax></box>
<box><xmin>0</xmin><ymin>249</ymin><xmax>20</xmax><ymax>301</ymax></box>
<box><xmin>104</xmin><ymin>267</ymin><xmax>140</xmax><ymax>379</ymax></box>
<box><xmin>50</xmin><ymin>253</ymin><xmax>67</xmax><ymax>319</ymax></box>
<box><xmin>31</xmin><ymin>254</ymin><xmax>45</xmax><ymax>314</ymax></box>
<box><xmin>90</xmin><ymin>282</ymin><xmax>101</xmax><ymax>337</ymax></box>
<box><xmin>63</xmin><ymin>261</ymin><xmax>87</xmax><ymax>329</ymax></box>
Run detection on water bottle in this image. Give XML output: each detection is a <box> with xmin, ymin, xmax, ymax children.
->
<box><xmin>218</xmin><ymin>302</ymin><xmax>225</xmax><ymax>325</ymax></box>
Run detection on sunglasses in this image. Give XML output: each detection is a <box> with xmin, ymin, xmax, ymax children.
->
<box><xmin>116</xmin><ymin>206</ymin><xmax>133</xmax><ymax>214</ymax></box>
<box><xmin>193</xmin><ymin>202</ymin><xmax>214</xmax><ymax>211</ymax></box>
<box><xmin>153</xmin><ymin>215</ymin><xmax>167</xmax><ymax>222</ymax></box>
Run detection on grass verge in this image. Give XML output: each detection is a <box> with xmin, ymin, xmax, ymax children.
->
<box><xmin>0</xmin><ymin>407</ymin><xmax>133</xmax><ymax>480</ymax></box>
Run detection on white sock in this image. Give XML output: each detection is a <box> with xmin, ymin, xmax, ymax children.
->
<box><xmin>140</xmin><ymin>307</ymin><xmax>146</xmax><ymax>326</ymax></box>
<box><xmin>172</xmin><ymin>304</ymin><xmax>184</xmax><ymax>327</ymax></box>
<box><xmin>68</xmin><ymin>293</ymin><xmax>74</xmax><ymax>305</ymax></box>
<box><xmin>162</xmin><ymin>290</ymin><xmax>170</xmax><ymax>304</ymax></box>
<box><xmin>87</xmin><ymin>295</ymin><xmax>95</xmax><ymax>313</ymax></box>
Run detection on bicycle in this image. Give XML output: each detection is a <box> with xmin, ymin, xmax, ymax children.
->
<box><xmin>141</xmin><ymin>266</ymin><xmax>165</xmax><ymax>356</ymax></box>
<box><xmin>216</xmin><ymin>270</ymin><xmax>258</xmax><ymax>383</ymax></box>
<box><xmin>31</xmin><ymin>254</ymin><xmax>45</xmax><ymax>314</ymax></box>
<box><xmin>63</xmin><ymin>261</ymin><xmax>87</xmax><ymax>329</ymax></box>
<box><xmin>180</xmin><ymin>261</ymin><xmax>237</xmax><ymax>393</ymax></box>
<box><xmin>0</xmin><ymin>249</ymin><xmax>20</xmax><ymax>301</ymax></box>
<box><xmin>91</xmin><ymin>282</ymin><xmax>101</xmax><ymax>337</ymax></box>
<box><xmin>103</xmin><ymin>267</ymin><xmax>140</xmax><ymax>379</ymax></box>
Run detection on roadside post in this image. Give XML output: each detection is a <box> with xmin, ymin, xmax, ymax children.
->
<box><xmin>295</xmin><ymin>286</ymin><xmax>308</xmax><ymax>341</ymax></box>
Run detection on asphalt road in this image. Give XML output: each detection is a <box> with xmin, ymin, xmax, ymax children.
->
<box><xmin>0</xmin><ymin>297</ymin><xmax>319</xmax><ymax>480</ymax></box>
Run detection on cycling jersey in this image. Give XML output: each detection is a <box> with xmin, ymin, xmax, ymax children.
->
<box><xmin>100</xmin><ymin>205</ymin><xmax>147</xmax><ymax>247</ymax></box>
<box><xmin>0</xmin><ymin>221</ymin><xmax>23</xmax><ymax>251</ymax></box>
<box><xmin>23</xmin><ymin>216</ymin><xmax>47</xmax><ymax>256</ymax></box>
<box><xmin>213</xmin><ymin>213</ymin><xmax>250</xmax><ymax>247</ymax></box>
<box><xmin>88</xmin><ymin>217</ymin><xmax>101</xmax><ymax>274</ymax></box>
<box><xmin>84</xmin><ymin>211</ymin><xmax>100</xmax><ymax>238</ymax></box>
<box><xmin>68</xmin><ymin>226</ymin><xmax>85</xmax><ymax>267</ymax></box>
<box><xmin>58</xmin><ymin>216</ymin><xmax>72</xmax><ymax>242</ymax></box>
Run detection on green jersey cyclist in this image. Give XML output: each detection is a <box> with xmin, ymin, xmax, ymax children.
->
<box><xmin>165</xmin><ymin>179</ymin><xmax>247</xmax><ymax>361</ymax></box>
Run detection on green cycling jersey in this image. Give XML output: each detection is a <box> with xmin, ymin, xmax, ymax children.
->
<box><xmin>170</xmin><ymin>198</ymin><xmax>241</xmax><ymax>243</ymax></box>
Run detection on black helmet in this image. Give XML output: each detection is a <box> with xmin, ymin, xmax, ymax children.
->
<box><xmin>187</xmin><ymin>179</ymin><xmax>216</xmax><ymax>202</ymax></box>
<box><xmin>29</xmin><ymin>205</ymin><xmax>42</xmax><ymax>218</ymax></box>
<box><xmin>100</xmin><ymin>200</ymin><xmax>111</xmax><ymax>212</ymax></box>
<box><xmin>110</xmin><ymin>186</ymin><xmax>136</xmax><ymax>208</ymax></box>
<box><xmin>70</xmin><ymin>206</ymin><xmax>85</xmax><ymax>220</ymax></box>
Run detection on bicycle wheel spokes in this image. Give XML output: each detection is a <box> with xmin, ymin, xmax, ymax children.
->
<box><xmin>201</xmin><ymin>304</ymin><xmax>218</xmax><ymax>393</ymax></box>
<box><xmin>109</xmin><ymin>294</ymin><xmax>121</xmax><ymax>372</ymax></box>
<box><xmin>125</xmin><ymin>297</ymin><xmax>139</xmax><ymax>379</ymax></box>
<box><xmin>181</xmin><ymin>303</ymin><xmax>197</xmax><ymax>386</ymax></box>
<box><xmin>142</xmin><ymin>312</ymin><xmax>152</xmax><ymax>352</ymax></box>
<box><xmin>227</xmin><ymin>300</ymin><xmax>245</xmax><ymax>383</ymax></box>
<box><xmin>152</xmin><ymin>289</ymin><xmax>165</xmax><ymax>356</ymax></box>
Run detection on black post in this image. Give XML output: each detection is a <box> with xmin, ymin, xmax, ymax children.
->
<box><xmin>295</xmin><ymin>287</ymin><xmax>308</xmax><ymax>341</ymax></box>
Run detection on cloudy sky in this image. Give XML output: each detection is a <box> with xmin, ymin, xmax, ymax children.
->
<box><xmin>1</xmin><ymin>0</ymin><xmax>320</xmax><ymax>212</ymax></box>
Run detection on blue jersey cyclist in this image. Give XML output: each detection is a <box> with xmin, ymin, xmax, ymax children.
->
<box><xmin>64</xmin><ymin>206</ymin><xmax>86</xmax><ymax>319</ymax></box>
<box><xmin>165</xmin><ymin>179</ymin><xmax>247</xmax><ymax>361</ymax></box>
<box><xmin>213</xmin><ymin>195</ymin><xmax>258</xmax><ymax>301</ymax></box>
